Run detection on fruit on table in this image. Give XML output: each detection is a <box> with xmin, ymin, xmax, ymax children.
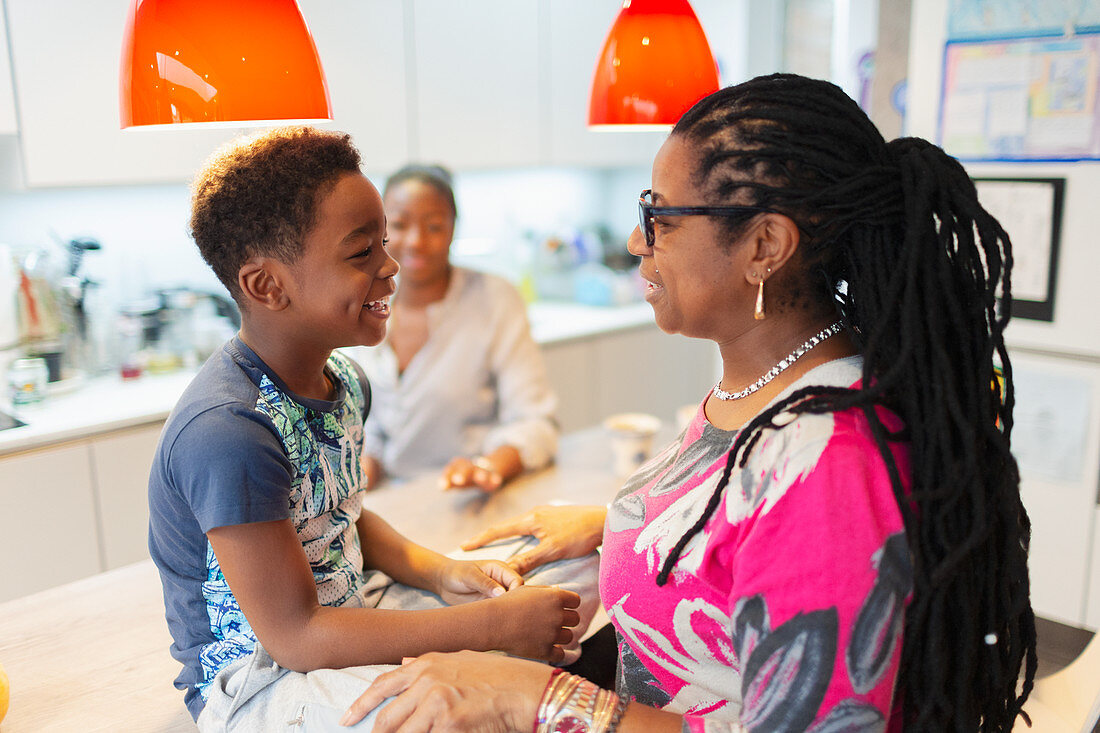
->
<box><xmin>0</xmin><ymin>661</ymin><xmax>8</xmax><ymax>723</ymax></box>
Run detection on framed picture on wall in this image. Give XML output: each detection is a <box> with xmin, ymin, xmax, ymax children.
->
<box><xmin>973</xmin><ymin>177</ymin><xmax>1065</xmax><ymax>322</ymax></box>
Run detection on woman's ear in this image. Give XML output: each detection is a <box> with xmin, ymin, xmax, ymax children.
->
<box><xmin>238</xmin><ymin>258</ymin><xmax>290</xmax><ymax>311</ymax></box>
<box><xmin>744</xmin><ymin>213</ymin><xmax>801</xmax><ymax>285</ymax></box>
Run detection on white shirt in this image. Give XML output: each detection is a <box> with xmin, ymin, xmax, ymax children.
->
<box><xmin>342</xmin><ymin>267</ymin><xmax>559</xmax><ymax>479</ymax></box>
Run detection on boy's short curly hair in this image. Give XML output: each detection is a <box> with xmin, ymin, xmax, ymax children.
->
<box><xmin>189</xmin><ymin>126</ymin><xmax>363</xmax><ymax>301</ymax></box>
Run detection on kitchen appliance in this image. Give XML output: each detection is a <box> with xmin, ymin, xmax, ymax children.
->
<box><xmin>7</xmin><ymin>237</ymin><xmax>103</xmax><ymax>383</ymax></box>
<box><xmin>117</xmin><ymin>288</ymin><xmax>240</xmax><ymax>376</ymax></box>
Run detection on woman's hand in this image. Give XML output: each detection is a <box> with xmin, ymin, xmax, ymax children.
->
<box><xmin>361</xmin><ymin>454</ymin><xmax>384</xmax><ymax>492</ymax></box>
<box><xmin>462</xmin><ymin>504</ymin><xmax>608</xmax><ymax>575</ymax></box>
<box><xmin>439</xmin><ymin>456</ymin><xmax>502</xmax><ymax>492</ymax></box>
<box><xmin>440</xmin><ymin>446</ymin><xmax>524</xmax><ymax>492</ymax></box>
<box><xmin>340</xmin><ymin>651</ymin><xmax>551</xmax><ymax>730</ymax></box>
<box><xmin>434</xmin><ymin>558</ymin><xmax>523</xmax><ymax>605</ymax></box>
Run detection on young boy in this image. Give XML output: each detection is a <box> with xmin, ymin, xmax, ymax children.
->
<box><xmin>148</xmin><ymin>127</ymin><xmax>596</xmax><ymax>730</ymax></box>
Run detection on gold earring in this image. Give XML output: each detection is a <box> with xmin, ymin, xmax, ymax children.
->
<box><xmin>754</xmin><ymin>278</ymin><xmax>766</xmax><ymax>320</ymax></box>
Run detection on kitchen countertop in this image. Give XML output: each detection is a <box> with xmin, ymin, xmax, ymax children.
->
<box><xmin>0</xmin><ymin>300</ymin><xmax>655</xmax><ymax>456</ymax></box>
<box><xmin>528</xmin><ymin>300</ymin><xmax>653</xmax><ymax>345</ymax></box>
<box><xmin>0</xmin><ymin>370</ymin><xmax>197</xmax><ymax>456</ymax></box>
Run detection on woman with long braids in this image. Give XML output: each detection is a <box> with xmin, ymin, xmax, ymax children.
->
<box><xmin>339</xmin><ymin>74</ymin><xmax>1036</xmax><ymax>732</ymax></box>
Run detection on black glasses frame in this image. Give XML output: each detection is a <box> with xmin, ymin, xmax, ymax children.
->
<box><xmin>638</xmin><ymin>189</ymin><xmax>775</xmax><ymax>247</ymax></box>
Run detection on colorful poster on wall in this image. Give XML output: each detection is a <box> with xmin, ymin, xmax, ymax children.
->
<box><xmin>948</xmin><ymin>0</ymin><xmax>1100</xmax><ymax>41</ymax></box>
<box><xmin>940</xmin><ymin>33</ymin><xmax>1100</xmax><ymax>161</ymax></box>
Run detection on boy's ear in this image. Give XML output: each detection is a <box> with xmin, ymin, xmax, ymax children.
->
<box><xmin>238</xmin><ymin>258</ymin><xmax>290</xmax><ymax>311</ymax></box>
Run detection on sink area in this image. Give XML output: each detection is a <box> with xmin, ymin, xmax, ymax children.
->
<box><xmin>0</xmin><ymin>409</ymin><xmax>27</xmax><ymax>431</ymax></box>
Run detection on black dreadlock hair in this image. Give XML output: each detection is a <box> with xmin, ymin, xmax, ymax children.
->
<box><xmin>659</xmin><ymin>74</ymin><xmax>1036</xmax><ymax>731</ymax></box>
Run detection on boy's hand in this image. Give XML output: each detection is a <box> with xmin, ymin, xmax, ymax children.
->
<box><xmin>487</xmin><ymin>585</ymin><xmax>581</xmax><ymax>662</ymax></box>
<box><xmin>436</xmin><ymin>559</ymin><xmax>522</xmax><ymax>605</ymax></box>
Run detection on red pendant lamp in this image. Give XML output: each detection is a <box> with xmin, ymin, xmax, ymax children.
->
<box><xmin>588</xmin><ymin>0</ymin><xmax>720</xmax><ymax>129</ymax></box>
<box><xmin>119</xmin><ymin>0</ymin><xmax>332</xmax><ymax>129</ymax></box>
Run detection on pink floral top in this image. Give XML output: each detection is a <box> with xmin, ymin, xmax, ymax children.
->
<box><xmin>599</xmin><ymin>357</ymin><xmax>911</xmax><ymax>732</ymax></box>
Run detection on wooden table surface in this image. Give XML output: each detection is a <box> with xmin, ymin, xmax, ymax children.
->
<box><xmin>0</xmin><ymin>427</ymin><xmax>637</xmax><ymax>732</ymax></box>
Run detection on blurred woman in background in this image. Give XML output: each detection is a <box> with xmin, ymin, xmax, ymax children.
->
<box><xmin>345</xmin><ymin>164</ymin><xmax>558</xmax><ymax>492</ymax></box>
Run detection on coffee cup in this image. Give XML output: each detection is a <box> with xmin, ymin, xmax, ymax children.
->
<box><xmin>675</xmin><ymin>403</ymin><xmax>698</xmax><ymax>434</ymax></box>
<box><xmin>603</xmin><ymin>413</ymin><xmax>662</xmax><ymax>476</ymax></box>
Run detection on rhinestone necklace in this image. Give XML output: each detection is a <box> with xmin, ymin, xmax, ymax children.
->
<box><xmin>712</xmin><ymin>321</ymin><xmax>845</xmax><ymax>401</ymax></box>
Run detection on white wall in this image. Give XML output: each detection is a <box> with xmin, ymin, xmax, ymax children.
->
<box><xmin>909</xmin><ymin>0</ymin><xmax>1100</xmax><ymax>627</ymax></box>
<box><xmin>0</xmin><ymin>184</ymin><xmax>211</xmax><ymax>305</ymax></box>
<box><xmin>908</xmin><ymin>0</ymin><xmax>1100</xmax><ymax>360</ymax></box>
<box><xmin>0</xmin><ymin>167</ymin><xmax>630</xmax><ymax>307</ymax></box>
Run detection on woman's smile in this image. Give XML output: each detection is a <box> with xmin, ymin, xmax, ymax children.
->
<box><xmin>398</xmin><ymin>254</ymin><xmax>434</xmax><ymax>274</ymax></box>
<box><xmin>643</xmin><ymin>277</ymin><xmax>664</xmax><ymax>302</ymax></box>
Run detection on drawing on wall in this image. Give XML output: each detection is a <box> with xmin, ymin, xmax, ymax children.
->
<box><xmin>974</xmin><ymin>177</ymin><xmax>1064</xmax><ymax>321</ymax></box>
<box><xmin>940</xmin><ymin>33</ymin><xmax>1100</xmax><ymax>161</ymax></box>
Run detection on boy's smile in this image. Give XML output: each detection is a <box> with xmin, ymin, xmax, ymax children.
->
<box><xmin>284</xmin><ymin>171</ymin><xmax>399</xmax><ymax>351</ymax></box>
<box><xmin>363</xmin><ymin>297</ymin><xmax>391</xmax><ymax>316</ymax></box>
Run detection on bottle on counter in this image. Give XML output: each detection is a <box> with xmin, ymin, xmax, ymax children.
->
<box><xmin>116</xmin><ymin>313</ymin><xmax>143</xmax><ymax>380</ymax></box>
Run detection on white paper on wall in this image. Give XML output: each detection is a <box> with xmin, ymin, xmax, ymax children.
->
<box><xmin>1011</xmin><ymin>364</ymin><xmax>1091</xmax><ymax>484</ymax></box>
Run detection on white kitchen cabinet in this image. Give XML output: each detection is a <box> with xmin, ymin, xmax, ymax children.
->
<box><xmin>296</xmin><ymin>0</ymin><xmax>410</xmax><ymax>177</ymax></box>
<box><xmin>542</xmin><ymin>324</ymin><xmax>718</xmax><ymax>433</ymax></box>
<box><xmin>1086</xmin><ymin>507</ymin><xmax>1100</xmax><ymax>630</ymax></box>
<box><xmin>4</xmin><ymin>0</ymin><xmax>407</xmax><ymax>187</ymax></box>
<box><xmin>542</xmin><ymin>337</ymin><xmax>599</xmax><ymax>433</ymax></box>
<box><xmin>89</xmin><ymin>422</ymin><xmax>163</xmax><ymax>570</ymax></box>
<box><xmin>0</xmin><ymin>421</ymin><xmax>164</xmax><ymax>600</ymax></box>
<box><xmin>0</xmin><ymin>441</ymin><xmax>102</xmax><ymax>602</ymax></box>
<box><xmin>5</xmin><ymin>0</ymin><xmax>246</xmax><ymax>186</ymax></box>
<box><xmin>411</xmin><ymin>0</ymin><xmax>543</xmax><ymax>168</ymax></box>
<box><xmin>2</xmin><ymin>0</ymin><xmax>758</xmax><ymax>183</ymax></box>
<box><xmin>0</xmin><ymin>2</ymin><xmax>21</xmax><ymax>188</ymax></box>
<box><xmin>544</xmin><ymin>0</ymin><xmax>666</xmax><ymax>168</ymax></box>
<box><xmin>593</xmin><ymin>326</ymin><xmax>717</xmax><ymax>422</ymax></box>
<box><xmin>544</xmin><ymin>0</ymin><xmax>755</xmax><ymax>169</ymax></box>
<box><xmin>0</xmin><ymin>5</ymin><xmax>19</xmax><ymax>136</ymax></box>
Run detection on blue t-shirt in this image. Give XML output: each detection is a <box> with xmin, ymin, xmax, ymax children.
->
<box><xmin>148</xmin><ymin>336</ymin><xmax>373</xmax><ymax>720</ymax></box>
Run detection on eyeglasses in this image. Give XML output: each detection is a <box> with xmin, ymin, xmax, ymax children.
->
<box><xmin>638</xmin><ymin>189</ymin><xmax>775</xmax><ymax>247</ymax></box>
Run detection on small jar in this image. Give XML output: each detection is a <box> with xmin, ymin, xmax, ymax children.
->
<box><xmin>8</xmin><ymin>357</ymin><xmax>48</xmax><ymax>404</ymax></box>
